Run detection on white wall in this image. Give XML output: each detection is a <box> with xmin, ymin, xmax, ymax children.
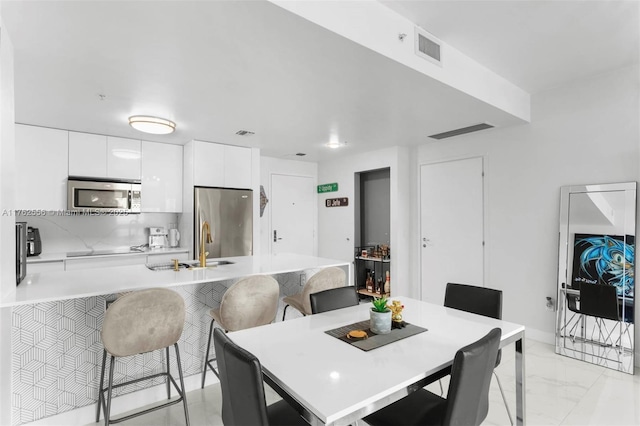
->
<box><xmin>317</xmin><ymin>146</ymin><xmax>414</xmax><ymax>298</ymax></box>
<box><xmin>0</xmin><ymin>16</ymin><xmax>15</xmax><ymax>426</ymax></box>
<box><xmin>416</xmin><ymin>65</ymin><xmax>640</xmax><ymax>347</ymax></box>
<box><xmin>260</xmin><ymin>156</ymin><xmax>318</xmax><ymax>256</ymax></box>
<box><xmin>21</xmin><ymin>213</ymin><xmax>179</xmax><ymax>254</ymax></box>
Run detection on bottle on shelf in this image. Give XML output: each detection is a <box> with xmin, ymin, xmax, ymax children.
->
<box><xmin>366</xmin><ymin>272</ymin><xmax>373</xmax><ymax>292</ymax></box>
<box><xmin>384</xmin><ymin>271</ymin><xmax>390</xmax><ymax>294</ymax></box>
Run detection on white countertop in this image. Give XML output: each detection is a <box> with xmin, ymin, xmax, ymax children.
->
<box><xmin>3</xmin><ymin>254</ymin><xmax>350</xmax><ymax>307</ymax></box>
<box><xmin>27</xmin><ymin>247</ymin><xmax>190</xmax><ymax>263</ymax></box>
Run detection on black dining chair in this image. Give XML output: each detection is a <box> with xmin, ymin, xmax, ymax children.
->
<box><xmin>213</xmin><ymin>328</ymin><xmax>308</xmax><ymax>426</ymax></box>
<box><xmin>310</xmin><ymin>286</ymin><xmax>359</xmax><ymax>314</ymax></box>
<box><xmin>363</xmin><ymin>327</ymin><xmax>502</xmax><ymax>426</ymax></box>
<box><xmin>442</xmin><ymin>282</ymin><xmax>513</xmax><ymax>425</ymax></box>
<box><xmin>579</xmin><ymin>283</ymin><xmax>632</xmax><ymax>351</ymax></box>
<box><xmin>562</xmin><ymin>284</ymin><xmax>584</xmax><ymax>342</ymax></box>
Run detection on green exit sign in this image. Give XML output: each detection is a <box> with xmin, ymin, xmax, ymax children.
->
<box><xmin>317</xmin><ymin>183</ymin><xmax>338</xmax><ymax>193</ymax></box>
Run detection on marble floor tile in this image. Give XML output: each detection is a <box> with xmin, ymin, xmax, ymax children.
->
<box><xmin>88</xmin><ymin>338</ymin><xmax>638</xmax><ymax>426</ymax></box>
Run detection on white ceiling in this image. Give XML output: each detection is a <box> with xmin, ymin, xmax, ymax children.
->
<box><xmin>382</xmin><ymin>0</ymin><xmax>639</xmax><ymax>94</ymax></box>
<box><xmin>2</xmin><ymin>1</ymin><xmax>638</xmax><ymax>162</ymax></box>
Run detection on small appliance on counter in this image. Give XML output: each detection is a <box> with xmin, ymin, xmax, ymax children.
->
<box><xmin>16</xmin><ymin>222</ymin><xmax>27</xmax><ymax>285</ymax></box>
<box><xmin>27</xmin><ymin>226</ymin><xmax>42</xmax><ymax>257</ymax></box>
<box><xmin>148</xmin><ymin>227</ymin><xmax>167</xmax><ymax>249</ymax></box>
<box><xmin>168</xmin><ymin>224</ymin><xmax>180</xmax><ymax>248</ymax></box>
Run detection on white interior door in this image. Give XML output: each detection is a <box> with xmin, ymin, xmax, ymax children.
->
<box><xmin>420</xmin><ymin>157</ymin><xmax>484</xmax><ymax>303</ymax></box>
<box><xmin>271</xmin><ymin>174</ymin><xmax>315</xmax><ymax>255</ymax></box>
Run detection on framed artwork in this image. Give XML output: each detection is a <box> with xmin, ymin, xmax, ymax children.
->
<box><xmin>571</xmin><ymin>233</ymin><xmax>635</xmax><ymax>298</ymax></box>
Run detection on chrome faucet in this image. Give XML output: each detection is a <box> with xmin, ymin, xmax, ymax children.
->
<box><xmin>199</xmin><ymin>221</ymin><xmax>213</xmax><ymax>267</ymax></box>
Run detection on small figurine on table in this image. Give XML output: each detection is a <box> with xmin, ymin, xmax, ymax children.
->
<box><xmin>389</xmin><ymin>300</ymin><xmax>406</xmax><ymax>328</ymax></box>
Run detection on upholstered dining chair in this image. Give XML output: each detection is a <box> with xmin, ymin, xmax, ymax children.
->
<box><xmin>97</xmin><ymin>288</ymin><xmax>189</xmax><ymax>426</ymax></box>
<box><xmin>363</xmin><ymin>328</ymin><xmax>502</xmax><ymax>426</ymax></box>
<box><xmin>282</xmin><ymin>267</ymin><xmax>346</xmax><ymax>320</ymax></box>
<box><xmin>213</xmin><ymin>328</ymin><xmax>308</xmax><ymax>426</ymax></box>
<box><xmin>579</xmin><ymin>282</ymin><xmax>632</xmax><ymax>351</ymax></box>
<box><xmin>443</xmin><ymin>282</ymin><xmax>513</xmax><ymax>425</ymax></box>
<box><xmin>310</xmin><ymin>285</ymin><xmax>359</xmax><ymax>314</ymax></box>
<box><xmin>201</xmin><ymin>275</ymin><xmax>280</xmax><ymax>388</ymax></box>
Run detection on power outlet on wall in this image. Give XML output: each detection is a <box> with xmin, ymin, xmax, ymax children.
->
<box><xmin>300</xmin><ymin>273</ymin><xmax>306</xmax><ymax>287</ymax></box>
<box><xmin>546</xmin><ymin>296</ymin><xmax>555</xmax><ymax>312</ymax></box>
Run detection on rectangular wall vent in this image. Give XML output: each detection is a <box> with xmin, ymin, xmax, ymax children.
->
<box><xmin>428</xmin><ymin>123</ymin><xmax>494</xmax><ymax>140</ymax></box>
<box><xmin>414</xmin><ymin>27</ymin><xmax>442</xmax><ymax>66</ymax></box>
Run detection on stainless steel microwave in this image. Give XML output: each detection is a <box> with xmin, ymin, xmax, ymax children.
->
<box><xmin>67</xmin><ymin>177</ymin><xmax>141</xmax><ymax>213</ymax></box>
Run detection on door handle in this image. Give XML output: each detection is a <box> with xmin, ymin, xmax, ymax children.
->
<box><xmin>273</xmin><ymin>230</ymin><xmax>282</xmax><ymax>242</ymax></box>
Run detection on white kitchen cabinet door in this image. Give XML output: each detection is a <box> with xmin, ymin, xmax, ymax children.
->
<box><xmin>64</xmin><ymin>255</ymin><xmax>146</xmax><ymax>271</ymax></box>
<box><xmin>68</xmin><ymin>131</ymin><xmax>107</xmax><ymax>177</ymax></box>
<box><xmin>107</xmin><ymin>136</ymin><xmax>141</xmax><ymax>180</ymax></box>
<box><xmin>141</xmin><ymin>141</ymin><xmax>183</xmax><ymax>212</ymax></box>
<box><xmin>15</xmin><ymin>124</ymin><xmax>69</xmax><ymax>210</ymax></box>
<box><xmin>224</xmin><ymin>145</ymin><xmax>252</xmax><ymax>189</ymax></box>
<box><xmin>193</xmin><ymin>141</ymin><xmax>224</xmax><ymax>187</ymax></box>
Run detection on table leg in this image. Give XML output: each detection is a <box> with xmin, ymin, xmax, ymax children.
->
<box><xmin>515</xmin><ymin>335</ymin><xmax>526</xmax><ymax>425</ymax></box>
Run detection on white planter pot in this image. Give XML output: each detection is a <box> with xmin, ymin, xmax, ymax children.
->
<box><xmin>370</xmin><ymin>309</ymin><xmax>392</xmax><ymax>335</ymax></box>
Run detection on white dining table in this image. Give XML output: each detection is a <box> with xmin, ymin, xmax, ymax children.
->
<box><xmin>229</xmin><ymin>296</ymin><xmax>526</xmax><ymax>426</ymax></box>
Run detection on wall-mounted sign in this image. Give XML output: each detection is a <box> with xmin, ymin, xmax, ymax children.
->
<box><xmin>325</xmin><ymin>197</ymin><xmax>348</xmax><ymax>207</ymax></box>
<box><xmin>317</xmin><ymin>183</ymin><xmax>338</xmax><ymax>193</ymax></box>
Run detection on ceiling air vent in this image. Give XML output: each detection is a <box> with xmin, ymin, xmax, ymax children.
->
<box><xmin>428</xmin><ymin>123</ymin><xmax>494</xmax><ymax>140</ymax></box>
<box><xmin>235</xmin><ymin>130</ymin><xmax>255</xmax><ymax>136</ymax></box>
<box><xmin>414</xmin><ymin>27</ymin><xmax>442</xmax><ymax>66</ymax></box>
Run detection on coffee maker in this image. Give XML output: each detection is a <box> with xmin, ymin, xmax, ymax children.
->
<box><xmin>148</xmin><ymin>227</ymin><xmax>167</xmax><ymax>249</ymax></box>
<box><xmin>27</xmin><ymin>226</ymin><xmax>42</xmax><ymax>257</ymax></box>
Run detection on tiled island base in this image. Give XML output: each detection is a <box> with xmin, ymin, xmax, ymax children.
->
<box><xmin>11</xmin><ymin>269</ymin><xmax>323</xmax><ymax>426</ymax></box>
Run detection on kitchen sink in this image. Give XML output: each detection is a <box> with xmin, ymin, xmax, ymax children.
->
<box><xmin>146</xmin><ymin>262</ymin><xmax>193</xmax><ymax>271</ymax></box>
<box><xmin>146</xmin><ymin>260</ymin><xmax>235</xmax><ymax>271</ymax></box>
<box><xmin>205</xmin><ymin>260</ymin><xmax>234</xmax><ymax>267</ymax></box>
<box><xmin>186</xmin><ymin>260</ymin><xmax>235</xmax><ymax>270</ymax></box>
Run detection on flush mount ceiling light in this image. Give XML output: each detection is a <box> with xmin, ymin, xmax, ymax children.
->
<box><xmin>128</xmin><ymin>116</ymin><xmax>176</xmax><ymax>135</ymax></box>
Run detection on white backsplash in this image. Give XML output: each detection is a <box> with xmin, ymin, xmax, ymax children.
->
<box><xmin>19</xmin><ymin>213</ymin><xmax>180</xmax><ymax>254</ymax></box>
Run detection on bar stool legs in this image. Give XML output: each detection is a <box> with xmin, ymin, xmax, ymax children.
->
<box><xmin>96</xmin><ymin>343</ymin><xmax>190</xmax><ymax>426</ymax></box>
<box><xmin>201</xmin><ymin>318</ymin><xmax>220</xmax><ymax>388</ymax></box>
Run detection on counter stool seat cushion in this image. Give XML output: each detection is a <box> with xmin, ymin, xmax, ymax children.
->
<box><xmin>210</xmin><ymin>275</ymin><xmax>280</xmax><ymax>332</ymax></box>
<box><xmin>282</xmin><ymin>267</ymin><xmax>346</xmax><ymax>319</ymax></box>
<box><xmin>202</xmin><ymin>275</ymin><xmax>280</xmax><ymax>388</ymax></box>
<box><xmin>101</xmin><ymin>288</ymin><xmax>185</xmax><ymax>357</ymax></box>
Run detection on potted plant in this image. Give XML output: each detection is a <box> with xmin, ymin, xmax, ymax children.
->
<box><xmin>370</xmin><ymin>296</ymin><xmax>392</xmax><ymax>335</ymax></box>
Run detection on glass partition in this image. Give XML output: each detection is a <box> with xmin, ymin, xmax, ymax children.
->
<box><xmin>556</xmin><ymin>182</ymin><xmax>636</xmax><ymax>373</ymax></box>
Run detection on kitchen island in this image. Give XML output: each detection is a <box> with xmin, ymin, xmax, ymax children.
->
<box><xmin>2</xmin><ymin>254</ymin><xmax>350</xmax><ymax>426</ymax></box>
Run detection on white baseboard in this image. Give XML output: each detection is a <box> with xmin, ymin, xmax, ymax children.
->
<box><xmin>24</xmin><ymin>373</ymin><xmax>219</xmax><ymax>426</ymax></box>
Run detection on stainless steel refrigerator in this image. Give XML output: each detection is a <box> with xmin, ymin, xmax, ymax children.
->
<box><xmin>194</xmin><ymin>187</ymin><xmax>253</xmax><ymax>258</ymax></box>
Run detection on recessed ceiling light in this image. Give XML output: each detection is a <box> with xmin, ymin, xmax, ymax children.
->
<box><xmin>325</xmin><ymin>141</ymin><xmax>347</xmax><ymax>149</ymax></box>
<box><xmin>129</xmin><ymin>116</ymin><xmax>176</xmax><ymax>135</ymax></box>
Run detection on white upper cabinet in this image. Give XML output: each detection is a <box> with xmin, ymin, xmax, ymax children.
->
<box><xmin>224</xmin><ymin>145</ymin><xmax>252</xmax><ymax>189</ymax></box>
<box><xmin>141</xmin><ymin>142</ymin><xmax>183</xmax><ymax>212</ymax></box>
<box><xmin>68</xmin><ymin>132</ymin><xmax>107</xmax><ymax>177</ymax></box>
<box><xmin>15</xmin><ymin>124</ymin><xmax>69</xmax><ymax>210</ymax></box>
<box><xmin>69</xmin><ymin>132</ymin><xmax>141</xmax><ymax>180</ymax></box>
<box><xmin>193</xmin><ymin>141</ymin><xmax>225</xmax><ymax>187</ymax></box>
<box><xmin>192</xmin><ymin>141</ymin><xmax>251</xmax><ymax>188</ymax></box>
<box><xmin>107</xmin><ymin>136</ymin><xmax>141</xmax><ymax>180</ymax></box>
